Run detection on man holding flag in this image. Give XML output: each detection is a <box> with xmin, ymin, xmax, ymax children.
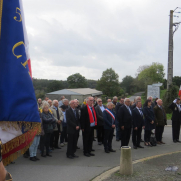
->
<box><xmin>0</xmin><ymin>0</ymin><xmax>41</xmax><ymax>171</ymax></box>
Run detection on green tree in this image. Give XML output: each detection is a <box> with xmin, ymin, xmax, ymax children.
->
<box><xmin>67</xmin><ymin>73</ymin><xmax>87</xmax><ymax>88</ymax></box>
<box><xmin>47</xmin><ymin>80</ymin><xmax>63</xmax><ymax>92</ymax></box>
<box><xmin>96</xmin><ymin>68</ymin><xmax>120</xmax><ymax>96</ymax></box>
<box><xmin>173</xmin><ymin>76</ymin><xmax>181</xmax><ymax>87</ymax></box>
<box><xmin>138</xmin><ymin>63</ymin><xmax>165</xmax><ymax>87</ymax></box>
<box><xmin>120</xmin><ymin>76</ymin><xmax>134</xmax><ymax>94</ymax></box>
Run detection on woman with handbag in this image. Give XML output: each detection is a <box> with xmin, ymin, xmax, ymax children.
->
<box><xmin>143</xmin><ymin>100</ymin><xmax>155</xmax><ymax>146</ymax></box>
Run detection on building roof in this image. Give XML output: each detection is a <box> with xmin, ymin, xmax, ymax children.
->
<box><xmin>47</xmin><ymin>88</ymin><xmax>103</xmax><ymax>96</ymax></box>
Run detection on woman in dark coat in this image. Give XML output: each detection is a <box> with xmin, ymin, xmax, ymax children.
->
<box><xmin>41</xmin><ymin>103</ymin><xmax>56</xmax><ymax>157</ymax></box>
<box><xmin>143</xmin><ymin>100</ymin><xmax>155</xmax><ymax>146</ymax></box>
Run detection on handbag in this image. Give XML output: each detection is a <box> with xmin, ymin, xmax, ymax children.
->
<box><xmin>150</xmin><ymin>134</ymin><xmax>157</xmax><ymax>146</ymax></box>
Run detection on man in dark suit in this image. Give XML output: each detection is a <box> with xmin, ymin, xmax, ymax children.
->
<box><xmin>169</xmin><ymin>98</ymin><xmax>181</xmax><ymax>143</ymax></box>
<box><xmin>154</xmin><ymin>99</ymin><xmax>167</xmax><ymax>144</ymax></box>
<box><xmin>132</xmin><ymin>101</ymin><xmax>145</xmax><ymax>149</ymax></box>
<box><xmin>117</xmin><ymin>98</ymin><xmax>133</xmax><ymax>147</ymax></box>
<box><xmin>80</xmin><ymin>97</ymin><xmax>97</xmax><ymax>157</ymax></box>
<box><xmin>95</xmin><ymin>98</ymin><xmax>106</xmax><ymax>145</ymax></box>
<box><xmin>103</xmin><ymin>102</ymin><xmax>116</xmax><ymax>153</ymax></box>
<box><xmin>131</xmin><ymin>96</ymin><xmax>141</xmax><ymax>110</ymax></box>
<box><xmin>66</xmin><ymin>100</ymin><xmax>80</xmax><ymax>159</ymax></box>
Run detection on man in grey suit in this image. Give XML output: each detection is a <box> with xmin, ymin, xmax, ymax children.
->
<box><xmin>95</xmin><ymin>98</ymin><xmax>106</xmax><ymax>145</ymax></box>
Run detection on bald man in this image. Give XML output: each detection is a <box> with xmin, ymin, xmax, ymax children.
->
<box><xmin>153</xmin><ymin>99</ymin><xmax>167</xmax><ymax>144</ymax></box>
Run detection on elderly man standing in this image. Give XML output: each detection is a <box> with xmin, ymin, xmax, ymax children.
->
<box><xmin>61</xmin><ymin>99</ymin><xmax>69</xmax><ymax>109</ymax></box>
<box><xmin>95</xmin><ymin>98</ymin><xmax>106</xmax><ymax>145</ymax></box>
<box><xmin>154</xmin><ymin>99</ymin><xmax>167</xmax><ymax>144</ymax></box>
<box><xmin>117</xmin><ymin>98</ymin><xmax>133</xmax><ymax>147</ymax></box>
<box><xmin>59</xmin><ymin>96</ymin><xmax>65</xmax><ymax>107</ymax></box>
<box><xmin>37</xmin><ymin>98</ymin><xmax>42</xmax><ymax>109</ymax></box>
<box><xmin>66</xmin><ymin>100</ymin><xmax>80</xmax><ymax>159</ymax></box>
<box><xmin>81</xmin><ymin>97</ymin><xmax>97</xmax><ymax>157</ymax></box>
<box><xmin>131</xmin><ymin>96</ymin><xmax>141</xmax><ymax>110</ymax></box>
<box><xmin>169</xmin><ymin>98</ymin><xmax>181</xmax><ymax>143</ymax></box>
<box><xmin>48</xmin><ymin>99</ymin><xmax>53</xmax><ymax>107</ymax></box>
<box><xmin>50</xmin><ymin>100</ymin><xmax>64</xmax><ymax>149</ymax></box>
<box><xmin>103</xmin><ymin>102</ymin><xmax>116</xmax><ymax>153</ymax></box>
<box><xmin>132</xmin><ymin>101</ymin><xmax>145</xmax><ymax>149</ymax></box>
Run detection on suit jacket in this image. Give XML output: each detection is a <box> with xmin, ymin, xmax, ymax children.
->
<box><xmin>117</xmin><ymin>105</ymin><xmax>132</xmax><ymax>129</ymax></box>
<box><xmin>50</xmin><ymin>106</ymin><xmax>64</xmax><ymax>132</ymax></box>
<box><xmin>153</xmin><ymin>105</ymin><xmax>167</xmax><ymax>126</ymax></box>
<box><xmin>143</xmin><ymin>106</ymin><xmax>155</xmax><ymax>130</ymax></box>
<box><xmin>95</xmin><ymin>105</ymin><xmax>106</xmax><ymax>126</ymax></box>
<box><xmin>103</xmin><ymin>109</ymin><xmax>115</xmax><ymax>130</ymax></box>
<box><xmin>66</xmin><ymin>107</ymin><xmax>80</xmax><ymax>134</ymax></box>
<box><xmin>80</xmin><ymin>105</ymin><xmax>96</xmax><ymax>131</ymax></box>
<box><xmin>169</xmin><ymin>103</ymin><xmax>181</xmax><ymax>122</ymax></box>
<box><xmin>132</xmin><ymin>108</ymin><xmax>145</xmax><ymax>129</ymax></box>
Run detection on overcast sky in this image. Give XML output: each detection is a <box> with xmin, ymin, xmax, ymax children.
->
<box><xmin>23</xmin><ymin>0</ymin><xmax>181</xmax><ymax>81</ymax></box>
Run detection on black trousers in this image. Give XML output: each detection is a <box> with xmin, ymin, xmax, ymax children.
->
<box><xmin>50</xmin><ymin>130</ymin><xmax>59</xmax><ymax>148</ymax></box>
<box><xmin>155</xmin><ymin>126</ymin><xmax>164</xmax><ymax>142</ymax></box>
<box><xmin>120</xmin><ymin>127</ymin><xmax>131</xmax><ymax>147</ymax></box>
<box><xmin>104</xmin><ymin>129</ymin><xmax>114</xmax><ymax>151</ymax></box>
<box><xmin>172</xmin><ymin>121</ymin><xmax>180</xmax><ymax>141</ymax></box>
<box><xmin>40</xmin><ymin>133</ymin><xmax>51</xmax><ymax>155</ymax></box>
<box><xmin>67</xmin><ymin>133</ymin><xmax>77</xmax><ymax>156</ymax></box>
<box><xmin>60</xmin><ymin>126</ymin><xmax>68</xmax><ymax>143</ymax></box>
<box><xmin>83</xmin><ymin>127</ymin><xmax>94</xmax><ymax>154</ymax></box>
<box><xmin>76</xmin><ymin>129</ymin><xmax>80</xmax><ymax>146</ymax></box>
<box><xmin>132</xmin><ymin>127</ymin><xmax>142</xmax><ymax>146</ymax></box>
<box><xmin>144</xmin><ymin>130</ymin><xmax>151</xmax><ymax>142</ymax></box>
<box><xmin>97</xmin><ymin>126</ymin><xmax>104</xmax><ymax>143</ymax></box>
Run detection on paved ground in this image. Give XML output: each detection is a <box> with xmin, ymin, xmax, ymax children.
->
<box><xmin>6</xmin><ymin>125</ymin><xmax>180</xmax><ymax>181</ymax></box>
<box><xmin>103</xmin><ymin>152</ymin><xmax>181</xmax><ymax>181</ymax></box>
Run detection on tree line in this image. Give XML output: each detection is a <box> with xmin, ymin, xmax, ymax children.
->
<box><xmin>33</xmin><ymin>62</ymin><xmax>181</xmax><ymax>100</ymax></box>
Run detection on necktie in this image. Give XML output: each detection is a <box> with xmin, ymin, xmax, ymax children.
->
<box><xmin>139</xmin><ymin>109</ymin><xmax>143</xmax><ymax>116</ymax></box>
<box><xmin>127</xmin><ymin>107</ymin><xmax>132</xmax><ymax>115</ymax></box>
<box><xmin>90</xmin><ymin>107</ymin><xmax>95</xmax><ymax>121</ymax></box>
<box><xmin>73</xmin><ymin>110</ymin><xmax>77</xmax><ymax>119</ymax></box>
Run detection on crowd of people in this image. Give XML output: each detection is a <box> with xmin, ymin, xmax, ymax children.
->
<box><xmin>25</xmin><ymin>94</ymin><xmax>181</xmax><ymax>161</ymax></box>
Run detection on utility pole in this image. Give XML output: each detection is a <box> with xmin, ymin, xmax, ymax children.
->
<box><xmin>167</xmin><ymin>10</ymin><xmax>173</xmax><ymax>90</ymax></box>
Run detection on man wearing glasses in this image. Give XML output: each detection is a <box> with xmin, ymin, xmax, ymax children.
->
<box><xmin>95</xmin><ymin>98</ymin><xmax>106</xmax><ymax>145</ymax></box>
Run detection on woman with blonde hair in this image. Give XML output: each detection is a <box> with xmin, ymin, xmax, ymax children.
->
<box><xmin>40</xmin><ymin>102</ymin><xmax>56</xmax><ymax>157</ymax></box>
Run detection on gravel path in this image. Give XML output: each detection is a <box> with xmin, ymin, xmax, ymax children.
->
<box><xmin>103</xmin><ymin>152</ymin><xmax>181</xmax><ymax>181</ymax></box>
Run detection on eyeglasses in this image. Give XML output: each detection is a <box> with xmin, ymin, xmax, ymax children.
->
<box><xmin>98</xmin><ymin>101</ymin><xmax>102</xmax><ymax>102</ymax></box>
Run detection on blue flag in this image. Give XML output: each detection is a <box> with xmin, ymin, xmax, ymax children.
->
<box><xmin>0</xmin><ymin>0</ymin><xmax>41</xmax><ymax>165</ymax></box>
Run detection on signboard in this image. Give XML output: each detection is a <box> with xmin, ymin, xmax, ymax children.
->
<box><xmin>147</xmin><ymin>83</ymin><xmax>163</xmax><ymax>99</ymax></box>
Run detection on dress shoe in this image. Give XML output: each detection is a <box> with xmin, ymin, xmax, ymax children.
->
<box><xmin>137</xmin><ymin>145</ymin><xmax>144</xmax><ymax>148</ymax></box>
<box><xmin>76</xmin><ymin>146</ymin><xmax>80</xmax><ymax>149</ymax></box>
<box><xmin>105</xmin><ymin>150</ymin><xmax>110</xmax><ymax>153</ymax></box>
<box><xmin>176</xmin><ymin>140</ymin><xmax>181</xmax><ymax>143</ymax></box>
<box><xmin>84</xmin><ymin>153</ymin><xmax>90</xmax><ymax>157</ymax></box>
<box><xmin>89</xmin><ymin>153</ymin><xmax>95</xmax><ymax>156</ymax></box>
<box><xmin>140</xmin><ymin>139</ymin><xmax>144</xmax><ymax>142</ymax></box>
<box><xmin>34</xmin><ymin>156</ymin><xmax>40</xmax><ymax>160</ymax></box>
<box><xmin>41</xmin><ymin>154</ymin><xmax>46</xmax><ymax>157</ymax></box>
<box><xmin>173</xmin><ymin>140</ymin><xmax>177</xmax><ymax>143</ymax></box>
<box><xmin>109</xmin><ymin>149</ymin><xmax>116</xmax><ymax>152</ymax></box>
<box><xmin>133</xmin><ymin>146</ymin><xmax>137</xmax><ymax>149</ymax></box>
<box><xmin>67</xmin><ymin>155</ymin><xmax>74</xmax><ymax>159</ymax></box>
<box><xmin>160</xmin><ymin>141</ymin><xmax>165</xmax><ymax>144</ymax></box>
<box><xmin>30</xmin><ymin>157</ymin><xmax>36</xmax><ymax>161</ymax></box>
<box><xmin>98</xmin><ymin>142</ymin><xmax>102</xmax><ymax>145</ymax></box>
<box><xmin>157</xmin><ymin>141</ymin><xmax>161</xmax><ymax>145</ymax></box>
<box><xmin>93</xmin><ymin>139</ymin><xmax>96</xmax><ymax>141</ymax></box>
<box><xmin>46</xmin><ymin>154</ymin><xmax>52</xmax><ymax>157</ymax></box>
<box><xmin>73</xmin><ymin>154</ymin><xmax>79</xmax><ymax>158</ymax></box>
<box><xmin>91</xmin><ymin>149</ymin><xmax>95</xmax><ymax>152</ymax></box>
